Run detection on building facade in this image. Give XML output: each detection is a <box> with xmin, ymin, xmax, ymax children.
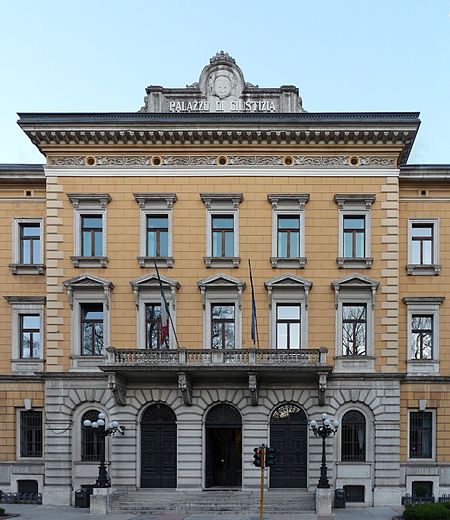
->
<box><xmin>0</xmin><ymin>52</ymin><xmax>449</xmax><ymax>508</ymax></box>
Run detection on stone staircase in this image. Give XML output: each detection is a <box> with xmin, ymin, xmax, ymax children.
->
<box><xmin>110</xmin><ymin>489</ymin><xmax>316</xmax><ymax>514</ymax></box>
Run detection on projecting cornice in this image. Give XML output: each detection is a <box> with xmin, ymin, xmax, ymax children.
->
<box><xmin>17</xmin><ymin>112</ymin><xmax>420</xmax><ymax>165</ymax></box>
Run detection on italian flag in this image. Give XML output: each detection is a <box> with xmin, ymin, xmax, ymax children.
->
<box><xmin>159</xmin><ymin>292</ymin><xmax>170</xmax><ymax>347</ymax></box>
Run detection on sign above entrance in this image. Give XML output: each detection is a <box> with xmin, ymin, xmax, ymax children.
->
<box><xmin>140</xmin><ymin>51</ymin><xmax>305</xmax><ymax>114</ymax></box>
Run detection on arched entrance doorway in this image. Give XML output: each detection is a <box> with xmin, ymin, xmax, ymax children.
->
<box><xmin>270</xmin><ymin>403</ymin><xmax>307</xmax><ymax>488</ymax></box>
<box><xmin>141</xmin><ymin>403</ymin><xmax>177</xmax><ymax>488</ymax></box>
<box><xmin>205</xmin><ymin>404</ymin><xmax>242</xmax><ymax>488</ymax></box>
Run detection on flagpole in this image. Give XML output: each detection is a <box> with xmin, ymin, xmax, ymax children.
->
<box><xmin>248</xmin><ymin>259</ymin><xmax>260</xmax><ymax>348</ymax></box>
<box><xmin>153</xmin><ymin>259</ymin><xmax>180</xmax><ymax>349</ymax></box>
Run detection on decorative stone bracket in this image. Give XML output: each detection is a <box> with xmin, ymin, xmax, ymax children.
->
<box><xmin>318</xmin><ymin>371</ymin><xmax>328</xmax><ymax>406</ymax></box>
<box><xmin>248</xmin><ymin>372</ymin><xmax>258</xmax><ymax>406</ymax></box>
<box><xmin>178</xmin><ymin>372</ymin><xmax>193</xmax><ymax>406</ymax></box>
<box><xmin>108</xmin><ymin>373</ymin><xmax>127</xmax><ymax>406</ymax></box>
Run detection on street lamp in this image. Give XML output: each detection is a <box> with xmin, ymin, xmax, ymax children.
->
<box><xmin>83</xmin><ymin>412</ymin><xmax>124</xmax><ymax>488</ymax></box>
<box><xmin>310</xmin><ymin>413</ymin><xmax>339</xmax><ymax>489</ymax></box>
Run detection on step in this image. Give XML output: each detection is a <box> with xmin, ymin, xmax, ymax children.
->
<box><xmin>110</xmin><ymin>490</ymin><xmax>316</xmax><ymax>513</ymax></box>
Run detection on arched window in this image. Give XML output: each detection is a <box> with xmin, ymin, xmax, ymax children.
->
<box><xmin>341</xmin><ymin>410</ymin><xmax>366</xmax><ymax>462</ymax></box>
<box><xmin>81</xmin><ymin>410</ymin><xmax>104</xmax><ymax>462</ymax></box>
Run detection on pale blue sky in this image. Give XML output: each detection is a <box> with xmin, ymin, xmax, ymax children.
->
<box><xmin>1</xmin><ymin>0</ymin><xmax>449</xmax><ymax>164</ymax></box>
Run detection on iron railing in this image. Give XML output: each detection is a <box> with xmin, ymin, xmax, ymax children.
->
<box><xmin>106</xmin><ymin>347</ymin><xmax>328</xmax><ymax>368</ymax></box>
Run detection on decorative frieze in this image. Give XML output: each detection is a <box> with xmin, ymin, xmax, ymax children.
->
<box><xmin>48</xmin><ymin>154</ymin><xmax>397</xmax><ymax>168</ymax></box>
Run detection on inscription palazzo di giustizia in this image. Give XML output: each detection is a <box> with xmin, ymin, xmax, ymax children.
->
<box><xmin>168</xmin><ymin>99</ymin><xmax>277</xmax><ymax>113</ymax></box>
<box><xmin>140</xmin><ymin>51</ymin><xmax>304</xmax><ymax>114</ymax></box>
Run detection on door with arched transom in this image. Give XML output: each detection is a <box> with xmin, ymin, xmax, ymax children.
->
<box><xmin>270</xmin><ymin>403</ymin><xmax>308</xmax><ymax>488</ymax></box>
<box><xmin>205</xmin><ymin>404</ymin><xmax>242</xmax><ymax>488</ymax></box>
<box><xmin>141</xmin><ymin>403</ymin><xmax>177</xmax><ymax>488</ymax></box>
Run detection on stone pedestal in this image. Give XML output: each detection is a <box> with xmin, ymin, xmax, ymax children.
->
<box><xmin>90</xmin><ymin>487</ymin><xmax>111</xmax><ymax>514</ymax></box>
<box><xmin>316</xmin><ymin>487</ymin><xmax>333</xmax><ymax>517</ymax></box>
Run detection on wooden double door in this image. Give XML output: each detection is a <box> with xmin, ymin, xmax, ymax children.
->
<box><xmin>269</xmin><ymin>404</ymin><xmax>308</xmax><ymax>488</ymax></box>
<box><xmin>141</xmin><ymin>404</ymin><xmax>177</xmax><ymax>488</ymax></box>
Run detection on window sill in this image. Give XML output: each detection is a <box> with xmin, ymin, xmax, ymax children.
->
<box><xmin>9</xmin><ymin>263</ymin><xmax>46</xmax><ymax>275</ymax></box>
<box><xmin>11</xmin><ymin>359</ymin><xmax>44</xmax><ymax>373</ymax></box>
<box><xmin>137</xmin><ymin>256</ymin><xmax>174</xmax><ymax>268</ymax></box>
<box><xmin>270</xmin><ymin>256</ymin><xmax>307</xmax><ymax>269</ymax></box>
<box><xmin>406</xmin><ymin>264</ymin><xmax>441</xmax><ymax>275</ymax></box>
<box><xmin>71</xmin><ymin>355</ymin><xmax>106</xmax><ymax>371</ymax></box>
<box><xmin>336</xmin><ymin>257</ymin><xmax>373</xmax><ymax>269</ymax></box>
<box><xmin>407</xmin><ymin>359</ymin><xmax>439</xmax><ymax>375</ymax></box>
<box><xmin>70</xmin><ymin>256</ymin><xmax>109</xmax><ymax>268</ymax></box>
<box><xmin>334</xmin><ymin>356</ymin><xmax>375</xmax><ymax>373</ymax></box>
<box><xmin>204</xmin><ymin>256</ymin><xmax>240</xmax><ymax>268</ymax></box>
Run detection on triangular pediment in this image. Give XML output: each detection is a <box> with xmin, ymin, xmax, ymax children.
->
<box><xmin>265</xmin><ymin>273</ymin><xmax>313</xmax><ymax>290</ymax></box>
<box><xmin>63</xmin><ymin>273</ymin><xmax>114</xmax><ymax>290</ymax></box>
<box><xmin>331</xmin><ymin>273</ymin><xmax>379</xmax><ymax>290</ymax></box>
<box><xmin>197</xmin><ymin>273</ymin><xmax>246</xmax><ymax>289</ymax></box>
<box><xmin>129</xmin><ymin>273</ymin><xmax>180</xmax><ymax>290</ymax></box>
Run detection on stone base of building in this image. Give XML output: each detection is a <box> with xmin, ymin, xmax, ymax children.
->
<box><xmin>43</xmin><ymin>485</ymin><xmax>72</xmax><ymax>506</ymax></box>
<box><xmin>373</xmin><ymin>486</ymin><xmax>402</xmax><ymax>506</ymax></box>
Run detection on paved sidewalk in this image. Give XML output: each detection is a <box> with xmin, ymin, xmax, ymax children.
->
<box><xmin>0</xmin><ymin>504</ymin><xmax>404</xmax><ymax>520</ymax></box>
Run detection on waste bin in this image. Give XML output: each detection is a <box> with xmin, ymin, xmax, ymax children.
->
<box><xmin>335</xmin><ymin>488</ymin><xmax>346</xmax><ymax>508</ymax></box>
<box><xmin>75</xmin><ymin>488</ymin><xmax>89</xmax><ymax>508</ymax></box>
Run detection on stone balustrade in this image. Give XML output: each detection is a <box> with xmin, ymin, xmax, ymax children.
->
<box><xmin>105</xmin><ymin>347</ymin><xmax>328</xmax><ymax>368</ymax></box>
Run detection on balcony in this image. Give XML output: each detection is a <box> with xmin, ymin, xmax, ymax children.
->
<box><xmin>106</xmin><ymin>346</ymin><xmax>327</xmax><ymax>368</ymax></box>
<box><xmin>102</xmin><ymin>347</ymin><xmax>332</xmax><ymax>407</ymax></box>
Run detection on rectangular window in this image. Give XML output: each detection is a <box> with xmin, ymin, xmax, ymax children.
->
<box><xmin>146</xmin><ymin>215</ymin><xmax>168</xmax><ymax>257</ymax></box>
<box><xmin>342</xmin><ymin>304</ymin><xmax>367</xmax><ymax>356</ymax></box>
<box><xmin>343</xmin><ymin>216</ymin><xmax>365</xmax><ymax>258</ymax></box>
<box><xmin>19</xmin><ymin>223</ymin><xmax>41</xmax><ymax>264</ymax></box>
<box><xmin>410</xmin><ymin>411</ymin><xmax>433</xmax><ymax>459</ymax></box>
<box><xmin>276</xmin><ymin>304</ymin><xmax>301</xmax><ymax>349</ymax></box>
<box><xmin>81</xmin><ymin>303</ymin><xmax>103</xmax><ymax>356</ymax></box>
<box><xmin>212</xmin><ymin>215</ymin><xmax>234</xmax><ymax>257</ymax></box>
<box><xmin>81</xmin><ymin>215</ymin><xmax>103</xmax><ymax>257</ymax></box>
<box><xmin>411</xmin><ymin>223</ymin><xmax>433</xmax><ymax>265</ymax></box>
<box><xmin>277</xmin><ymin>216</ymin><xmax>300</xmax><ymax>258</ymax></box>
<box><xmin>145</xmin><ymin>303</ymin><xmax>168</xmax><ymax>349</ymax></box>
<box><xmin>211</xmin><ymin>304</ymin><xmax>235</xmax><ymax>349</ymax></box>
<box><xmin>411</xmin><ymin>315</ymin><xmax>433</xmax><ymax>360</ymax></box>
<box><xmin>20</xmin><ymin>411</ymin><xmax>42</xmax><ymax>458</ymax></box>
<box><xmin>20</xmin><ymin>315</ymin><xmax>41</xmax><ymax>359</ymax></box>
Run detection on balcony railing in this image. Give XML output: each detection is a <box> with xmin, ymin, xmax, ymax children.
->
<box><xmin>105</xmin><ymin>347</ymin><xmax>328</xmax><ymax>368</ymax></box>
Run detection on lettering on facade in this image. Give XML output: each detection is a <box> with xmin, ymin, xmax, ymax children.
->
<box><xmin>140</xmin><ymin>51</ymin><xmax>303</xmax><ymax>114</ymax></box>
<box><xmin>168</xmin><ymin>100</ymin><xmax>277</xmax><ymax>113</ymax></box>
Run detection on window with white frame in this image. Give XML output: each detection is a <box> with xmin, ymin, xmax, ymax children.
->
<box><xmin>200</xmin><ymin>193</ymin><xmax>243</xmax><ymax>268</ymax></box>
<box><xmin>130</xmin><ymin>273</ymin><xmax>179</xmax><ymax>349</ymax></box>
<box><xmin>403</xmin><ymin>297</ymin><xmax>444</xmax><ymax>374</ymax></box>
<box><xmin>334</xmin><ymin>194</ymin><xmax>375</xmax><ymax>269</ymax></box>
<box><xmin>407</xmin><ymin>219</ymin><xmax>440</xmax><ymax>275</ymax></box>
<box><xmin>409</xmin><ymin>410</ymin><xmax>434</xmax><ymax>460</ymax></box>
<box><xmin>4</xmin><ymin>296</ymin><xmax>45</xmax><ymax>373</ymax></box>
<box><xmin>9</xmin><ymin>218</ymin><xmax>45</xmax><ymax>274</ymax></box>
<box><xmin>67</xmin><ymin>193</ymin><xmax>111</xmax><ymax>268</ymax></box>
<box><xmin>133</xmin><ymin>193</ymin><xmax>177</xmax><ymax>268</ymax></box>
<box><xmin>64</xmin><ymin>274</ymin><xmax>113</xmax><ymax>370</ymax></box>
<box><xmin>331</xmin><ymin>274</ymin><xmax>379</xmax><ymax>373</ymax></box>
<box><xmin>267</xmin><ymin>193</ymin><xmax>309</xmax><ymax>268</ymax></box>
<box><xmin>198</xmin><ymin>274</ymin><xmax>245</xmax><ymax>349</ymax></box>
<box><xmin>265</xmin><ymin>274</ymin><xmax>312</xmax><ymax>350</ymax></box>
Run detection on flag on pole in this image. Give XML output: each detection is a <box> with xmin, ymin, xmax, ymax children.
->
<box><xmin>153</xmin><ymin>259</ymin><xmax>174</xmax><ymax>348</ymax></box>
<box><xmin>159</xmin><ymin>290</ymin><xmax>170</xmax><ymax>347</ymax></box>
<box><xmin>248</xmin><ymin>259</ymin><xmax>259</xmax><ymax>347</ymax></box>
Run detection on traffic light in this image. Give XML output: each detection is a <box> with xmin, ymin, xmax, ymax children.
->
<box><xmin>253</xmin><ymin>447</ymin><xmax>261</xmax><ymax>467</ymax></box>
<box><xmin>265</xmin><ymin>447</ymin><xmax>276</xmax><ymax>467</ymax></box>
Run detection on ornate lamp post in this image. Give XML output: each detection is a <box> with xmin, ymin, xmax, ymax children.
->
<box><xmin>83</xmin><ymin>412</ymin><xmax>124</xmax><ymax>488</ymax></box>
<box><xmin>310</xmin><ymin>413</ymin><xmax>339</xmax><ymax>489</ymax></box>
